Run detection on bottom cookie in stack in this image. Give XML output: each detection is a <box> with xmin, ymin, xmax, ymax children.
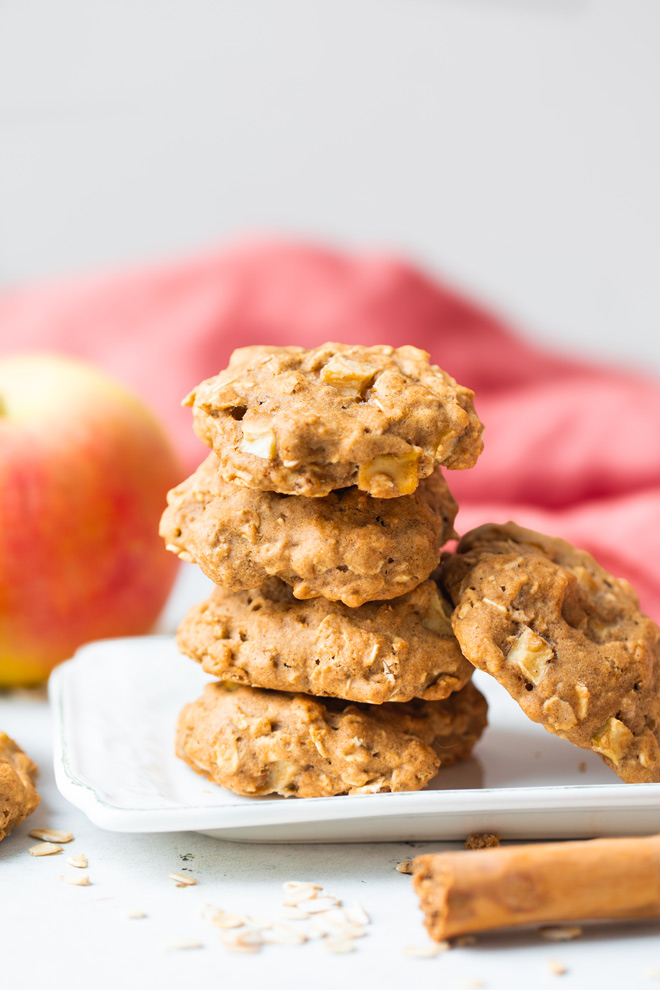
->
<box><xmin>175</xmin><ymin>680</ymin><xmax>488</xmax><ymax>798</ymax></box>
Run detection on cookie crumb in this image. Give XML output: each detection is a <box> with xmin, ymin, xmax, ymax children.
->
<box><xmin>539</xmin><ymin>925</ymin><xmax>582</xmax><ymax>942</ymax></box>
<box><xmin>465</xmin><ymin>833</ymin><xmax>500</xmax><ymax>850</ymax></box>
<box><xmin>396</xmin><ymin>859</ymin><xmax>415</xmax><ymax>874</ymax></box>
<box><xmin>168</xmin><ymin>872</ymin><xmax>196</xmax><ymax>886</ymax></box>
<box><xmin>548</xmin><ymin>959</ymin><xmax>567</xmax><ymax>975</ymax></box>
<box><xmin>578</xmin><ymin>761</ymin><xmax>587</xmax><ymax>772</ymax></box>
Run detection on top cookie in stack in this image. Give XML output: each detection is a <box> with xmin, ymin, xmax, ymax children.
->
<box><xmin>184</xmin><ymin>342</ymin><xmax>483</xmax><ymax>497</ymax></box>
<box><xmin>162</xmin><ymin>343</ymin><xmax>487</xmax><ymax>798</ymax></box>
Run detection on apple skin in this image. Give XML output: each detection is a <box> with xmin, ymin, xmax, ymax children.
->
<box><xmin>0</xmin><ymin>354</ymin><xmax>183</xmax><ymax>686</ymax></box>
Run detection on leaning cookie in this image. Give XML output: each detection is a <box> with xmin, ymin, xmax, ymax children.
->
<box><xmin>440</xmin><ymin>522</ymin><xmax>660</xmax><ymax>784</ymax></box>
<box><xmin>0</xmin><ymin>733</ymin><xmax>40</xmax><ymax>840</ymax></box>
<box><xmin>185</xmin><ymin>343</ymin><xmax>484</xmax><ymax>498</ymax></box>
<box><xmin>161</xmin><ymin>453</ymin><xmax>457</xmax><ymax>607</ymax></box>
<box><xmin>176</xmin><ymin>577</ymin><xmax>473</xmax><ymax>705</ymax></box>
<box><xmin>175</xmin><ymin>681</ymin><xmax>487</xmax><ymax>798</ymax></box>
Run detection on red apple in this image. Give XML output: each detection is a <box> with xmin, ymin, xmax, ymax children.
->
<box><xmin>0</xmin><ymin>354</ymin><xmax>183</xmax><ymax>686</ymax></box>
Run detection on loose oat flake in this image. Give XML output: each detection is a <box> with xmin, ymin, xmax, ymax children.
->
<box><xmin>67</xmin><ymin>854</ymin><xmax>88</xmax><ymax>869</ymax></box>
<box><xmin>29</xmin><ymin>829</ymin><xmax>74</xmax><ymax>844</ymax></box>
<box><xmin>324</xmin><ymin>936</ymin><xmax>355</xmax><ymax>954</ymax></box>
<box><xmin>396</xmin><ymin>861</ymin><xmax>415</xmax><ymax>874</ymax></box>
<box><xmin>165</xmin><ymin>938</ymin><xmax>203</xmax><ymax>951</ymax></box>
<box><xmin>28</xmin><ymin>842</ymin><xmax>62</xmax><ymax>857</ymax></box>
<box><xmin>59</xmin><ymin>873</ymin><xmax>90</xmax><ymax>886</ymax></box>
<box><xmin>402</xmin><ymin>942</ymin><xmax>449</xmax><ymax>957</ymax></box>
<box><xmin>547</xmin><ymin>959</ymin><xmax>567</xmax><ymax>975</ymax></box>
<box><xmin>124</xmin><ymin>907</ymin><xmax>147</xmax><ymax>919</ymax></box>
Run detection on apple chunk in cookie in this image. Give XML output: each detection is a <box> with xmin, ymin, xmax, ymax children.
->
<box><xmin>440</xmin><ymin>522</ymin><xmax>660</xmax><ymax>783</ymax></box>
<box><xmin>185</xmin><ymin>343</ymin><xmax>484</xmax><ymax>498</ymax></box>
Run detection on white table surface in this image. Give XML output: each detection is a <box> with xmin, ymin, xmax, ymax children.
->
<box><xmin>2</xmin><ymin>564</ymin><xmax>660</xmax><ymax>990</ymax></box>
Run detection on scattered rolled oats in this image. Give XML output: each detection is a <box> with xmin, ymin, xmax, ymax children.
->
<box><xmin>168</xmin><ymin>872</ymin><xmax>196</xmax><ymax>887</ymax></box>
<box><xmin>282</xmin><ymin>881</ymin><xmax>321</xmax><ymax>906</ymax></box>
<box><xmin>303</xmin><ymin>896</ymin><xmax>342</xmax><ymax>914</ymax></box>
<box><xmin>29</xmin><ymin>829</ymin><xmax>74</xmax><ymax>844</ymax></box>
<box><xmin>67</xmin><ymin>854</ymin><xmax>88</xmax><ymax>869</ymax></box>
<box><xmin>123</xmin><ymin>907</ymin><xmax>147</xmax><ymax>919</ymax></box>
<box><xmin>220</xmin><ymin>932</ymin><xmax>262</xmax><ymax>954</ymax></box>
<box><xmin>205</xmin><ymin>909</ymin><xmax>245</xmax><ymax>929</ymax></box>
<box><xmin>539</xmin><ymin>925</ymin><xmax>582</xmax><ymax>942</ymax></box>
<box><xmin>59</xmin><ymin>873</ymin><xmax>90</xmax><ymax>886</ymax></box>
<box><xmin>28</xmin><ymin>842</ymin><xmax>62</xmax><ymax>857</ymax></box>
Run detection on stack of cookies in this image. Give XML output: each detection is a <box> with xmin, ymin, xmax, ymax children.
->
<box><xmin>160</xmin><ymin>343</ymin><xmax>488</xmax><ymax>797</ymax></box>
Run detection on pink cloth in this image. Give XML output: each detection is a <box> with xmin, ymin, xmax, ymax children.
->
<box><xmin>1</xmin><ymin>240</ymin><xmax>659</xmax><ymax>617</ymax></box>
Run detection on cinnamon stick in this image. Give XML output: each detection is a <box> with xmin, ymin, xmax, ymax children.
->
<box><xmin>413</xmin><ymin>835</ymin><xmax>660</xmax><ymax>940</ymax></box>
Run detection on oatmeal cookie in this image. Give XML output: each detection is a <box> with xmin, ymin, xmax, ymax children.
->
<box><xmin>0</xmin><ymin>733</ymin><xmax>39</xmax><ymax>840</ymax></box>
<box><xmin>441</xmin><ymin>522</ymin><xmax>660</xmax><ymax>783</ymax></box>
<box><xmin>175</xmin><ymin>681</ymin><xmax>487</xmax><ymax>798</ymax></box>
<box><xmin>176</xmin><ymin>577</ymin><xmax>473</xmax><ymax>704</ymax></box>
<box><xmin>185</xmin><ymin>343</ymin><xmax>483</xmax><ymax>498</ymax></box>
<box><xmin>161</xmin><ymin>453</ymin><xmax>458</xmax><ymax>607</ymax></box>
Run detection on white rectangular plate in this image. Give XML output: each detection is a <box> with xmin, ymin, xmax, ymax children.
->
<box><xmin>50</xmin><ymin>636</ymin><xmax>660</xmax><ymax>842</ymax></box>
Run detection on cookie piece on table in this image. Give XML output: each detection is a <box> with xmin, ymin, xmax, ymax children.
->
<box><xmin>177</xmin><ymin>577</ymin><xmax>473</xmax><ymax>705</ymax></box>
<box><xmin>0</xmin><ymin>733</ymin><xmax>40</xmax><ymax>840</ymax></box>
<box><xmin>175</xmin><ymin>681</ymin><xmax>487</xmax><ymax>798</ymax></box>
<box><xmin>185</xmin><ymin>343</ymin><xmax>483</xmax><ymax>498</ymax></box>
<box><xmin>161</xmin><ymin>453</ymin><xmax>458</xmax><ymax>607</ymax></box>
<box><xmin>440</xmin><ymin>522</ymin><xmax>660</xmax><ymax>783</ymax></box>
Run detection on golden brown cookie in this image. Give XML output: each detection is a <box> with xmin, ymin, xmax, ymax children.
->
<box><xmin>161</xmin><ymin>453</ymin><xmax>458</xmax><ymax>607</ymax></box>
<box><xmin>177</xmin><ymin>577</ymin><xmax>473</xmax><ymax>704</ymax></box>
<box><xmin>175</xmin><ymin>681</ymin><xmax>488</xmax><ymax>798</ymax></box>
<box><xmin>185</xmin><ymin>343</ymin><xmax>483</xmax><ymax>498</ymax></box>
<box><xmin>0</xmin><ymin>733</ymin><xmax>40</xmax><ymax>840</ymax></box>
<box><xmin>441</xmin><ymin>522</ymin><xmax>660</xmax><ymax>784</ymax></box>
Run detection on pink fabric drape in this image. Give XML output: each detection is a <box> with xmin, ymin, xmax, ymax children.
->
<box><xmin>2</xmin><ymin>240</ymin><xmax>658</xmax><ymax>616</ymax></box>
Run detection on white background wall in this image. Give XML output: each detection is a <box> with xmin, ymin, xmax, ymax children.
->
<box><xmin>1</xmin><ymin>0</ymin><xmax>658</xmax><ymax>369</ymax></box>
